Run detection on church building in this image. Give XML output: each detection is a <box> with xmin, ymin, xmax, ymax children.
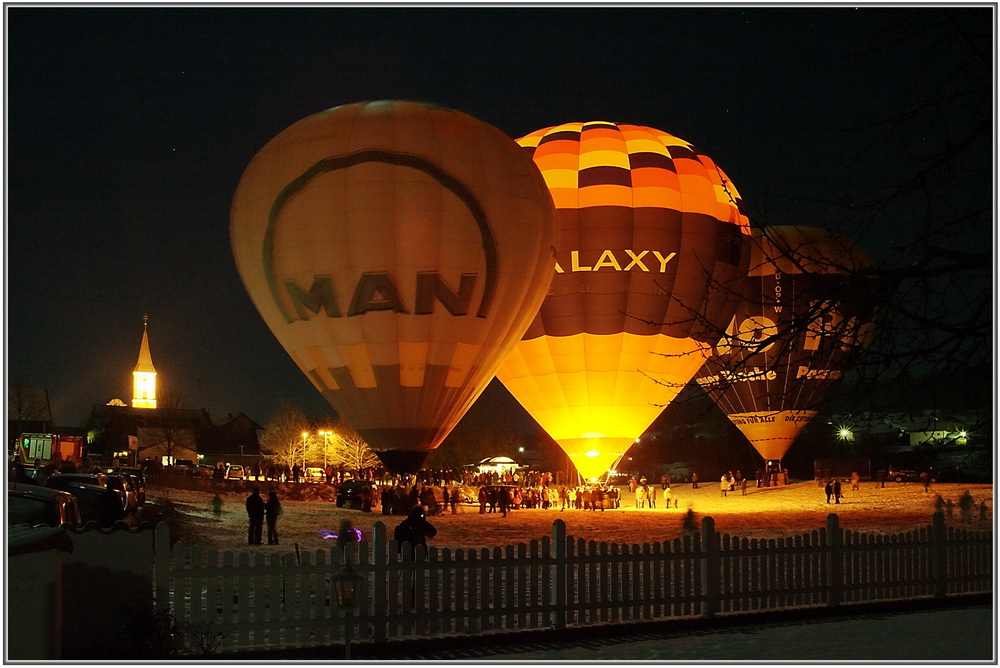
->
<box><xmin>86</xmin><ymin>316</ymin><xmax>263</xmax><ymax>467</ymax></box>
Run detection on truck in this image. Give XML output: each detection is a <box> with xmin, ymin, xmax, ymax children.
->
<box><xmin>15</xmin><ymin>433</ymin><xmax>85</xmax><ymax>469</ymax></box>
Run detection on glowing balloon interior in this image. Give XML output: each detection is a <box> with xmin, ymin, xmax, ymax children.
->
<box><xmin>695</xmin><ymin>226</ymin><xmax>877</xmax><ymax>461</ymax></box>
<box><xmin>497</xmin><ymin>121</ymin><xmax>751</xmax><ymax>481</ymax></box>
<box><xmin>231</xmin><ymin>100</ymin><xmax>556</xmax><ymax>473</ymax></box>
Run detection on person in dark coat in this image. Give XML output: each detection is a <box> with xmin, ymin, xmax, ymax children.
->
<box><xmin>264</xmin><ymin>491</ymin><xmax>281</xmax><ymax>545</ymax></box>
<box><xmin>394</xmin><ymin>486</ymin><xmax>409</xmax><ymax>515</ymax></box>
<box><xmin>498</xmin><ymin>486</ymin><xmax>512</xmax><ymax>517</ymax></box>
<box><xmin>824</xmin><ymin>480</ymin><xmax>834</xmax><ymax>503</ymax></box>
<box><xmin>380</xmin><ymin>486</ymin><xmax>393</xmax><ymax>515</ymax></box>
<box><xmin>832</xmin><ymin>479</ymin><xmax>843</xmax><ymax>504</ymax></box>
<box><xmin>246</xmin><ymin>487</ymin><xmax>265</xmax><ymax>545</ymax></box>
<box><xmin>393</xmin><ymin>506</ymin><xmax>438</xmax><ymax>558</ymax></box>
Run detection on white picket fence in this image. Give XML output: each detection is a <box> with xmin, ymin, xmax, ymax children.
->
<box><xmin>153</xmin><ymin>513</ymin><xmax>992</xmax><ymax>655</ymax></box>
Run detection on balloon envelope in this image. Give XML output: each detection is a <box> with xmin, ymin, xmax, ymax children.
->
<box><xmin>695</xmin><ymin>226</ymin><xmax>877</xmax><ymax>461</ymax></box>
<box><xmin>497</xmin><ymin>121</ymin><xmax>750</xmax><ymax>480</ymax></box>
<box><xmin>231</xmin><ymin>101</ymin><xmax>556</xmax><ymax>473</ymax></box>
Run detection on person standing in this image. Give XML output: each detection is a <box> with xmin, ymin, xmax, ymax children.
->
<box><xmin>394</xmin><ymin>506</ymin><xmax>437</xmax><ymax>558</ymax></box>
<box><xmin>958</xmin><ymin>490</ymin><xmax>975</xmax><ymax>524</ymax></box>
<box><xmin>832</xmin><ymin>479</ymin><xmax>843</xmax><ymax>504</ymax></box>
<box><xmin>648</xmin><ymin>485</ymin><xmax>657</xmax><ymax>508</ymax></box>
<box><xmin>292</xmin><ymin>463</ymin><xmax>302</xmax><ymax>484</ymax></box>
<box><xmin>740</xmin><ymin>477</ymin><xmax>748</xmax><ymax>496</ymax></box>
<box><xmin>478</xmin><ymin>485</ymin><xmax>488</xmax><ymax>514</ymax></box>
<box><xmin>691</xmin><ymin>472</ymin><xmax>699</xmax><ymax>489</ymax></box>
<box><xmin>264</xmin><ymin>491</ymin><xmax>281</xmax><ymax>545</ymax></box>
<box><xmin>663</xmin><ymin>485</ymin><xmax>672</xmax><ymax>509</ymax></box>
<box><xmin>850</xmin><ymin>471</ymin><xmax>861</xmax><ymax>491</ymax></box>
<box><xmin>449</xmin><ymin>486</ymin><xmax>459</xmax><ymax>514</ymax></box>
<box><xmin>824</xmin><ymin>480</ymin><xmax>834</xmax><ymax>504</ymax></box>
<box><xmin>498</xmin><ymin>486</ymin><xmax>512</xmax><ymax>517</ymax></box>
<box><xmin>720</xmin><ymin>474</ymin><xmax>729</xmax><ymax>498</ymax></box>
<box><xmin>246</xmin><ymin>487</ymin><xmax>265</xmax><ymax>545</ymax></box>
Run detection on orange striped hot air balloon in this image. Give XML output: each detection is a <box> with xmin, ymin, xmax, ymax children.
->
<box><xmin>231</xmin><ymin>101</ymin><xmax>556</xmax><ymax>474</ymax></box>
<box><xmin>694</xmin><ymin>226</ymin><xmax>877</xmax><ymax>465</ymax></box>
<box><xmin>496</xmin><ymin>121</ymin><xmax>751</xmax><ymax>481</ymax></box>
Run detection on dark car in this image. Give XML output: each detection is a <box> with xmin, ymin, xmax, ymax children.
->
<box><xmin>888</xmin><ymin>466</ymin><xmax>937</xmax><ymax>483</ymax></box>
<box><xmin>336</xmin><ymin>480</ymin><xmax>374</xmax><ymax>509</ymax></box>
<box><xmin>188</xmin><ymin>464</ymin><xmax>217</xmax><ymax>478</ymax></box>
<box><xmin>105</xmin><ymin>474</ymin><xmax>139</xmax><ymax>514</ymax></box>
<box><xmin>44</xmin><ymin>472</ymin><xmax>110</xmax><ymax>491</ymax></box>
<box><xmin>114</xmin><ymin>468</ymin><xmax>147</xmax><ymax>506</ymax></box>
<box><xmin>46</xmin><ymin>472</ymin><xmax>130</xmax><ymax>515</ymax></box>
<box><xmin>8</xmin><ymin>482</ymin><xmax>82</xmax><ymax>528</ymax></box>
<box><xmin>59</xmin><ymin>482</ymin><xmax>112</xmax><ymax>526</ymax></box>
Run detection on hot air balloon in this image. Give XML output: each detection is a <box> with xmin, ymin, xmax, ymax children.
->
<box><xmin>230</xmin><ymin>100</ymin><xmax>556</xmax><ymax>474</ymax></box>
<box><xmin>496</xmin><ymin>121</ymin><xmax>751</xmax><ymax>481</ymax></box>
<box><xmin>694</xmin><ymin>225</ymin><xmax>877</xmax><ymax>467</ymax></box>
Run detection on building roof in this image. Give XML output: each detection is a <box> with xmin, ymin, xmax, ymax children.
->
<box><xmin>133</xmin><ymin>319</ymin><xmax>156</xmax><ymax>374</ymax></box>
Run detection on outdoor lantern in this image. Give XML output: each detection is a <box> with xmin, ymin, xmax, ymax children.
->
<box><xmin>330</xmin><ymin>558</ymin><xmax>367</xmax><ymax>660</ymax></box>
<box><xmin>331</xmin><ymin>562</ymin><xmax>367</xmax><ymax>608</ymax></box>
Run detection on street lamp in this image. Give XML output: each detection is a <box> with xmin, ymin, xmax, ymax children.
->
<box><xmin>301</xmin><ymin>432</ymin><xmax>309</xmax><ymax>470</ymax></box>
<box><xmin>319</xmin><ymin>430</ymin><xmax>331</xmax><ymax>469</ymax></box>
<box><xmin>331</xmin><ymin>554</ymin><xmax>366</xmax><ymax>659</ymax></box>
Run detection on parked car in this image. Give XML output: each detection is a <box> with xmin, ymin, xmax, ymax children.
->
<box><xmin>888</xmin><ymin>466</ymin><xmax>937</xmax><ymax>483</ymax></box>
<box><xmin>44</xmin><ymin>472</ymin><xmax>110</xmax><ymax>490</ymax></box>
<box><xmin>171</xmin><ymin>459</ymin><xmax>195</xmax><ymax>470</ymax></box>
<box><xmin>225</xmin><ymin>464</ymin><xmax>245</xmax><ymax>480</ymax></box>
<box><xmin>336</xmin><ymin>480</ymin><xmax>373</xmax><ymax>508</ymax></box>
<box><xmin>58</xmin><ymin>482</ymin><xmax>111</xmax><ymax>526</ymax></box>
<box><xmin>189</xmin><ymin>464</ymin><xmax>217</xmax><ymax>478</ymax></box>
<box><xmin>105</xmin><ymin>473</ymin><xmax>139</xmax><ymax>515</ymax></box>
<box><xmin>8</xmin><ymin>482</ymin><xmax>82</xmax><ymax>528</ymax></box>
<box><xmin>114</xmin><ymin>469</ymin><xmax>147</xmax><ymax>506</ymax></box>
<box><xmin>305</xmin><ymin>467</ymin><xmax>326</xmax><ymax>482</ymax></box>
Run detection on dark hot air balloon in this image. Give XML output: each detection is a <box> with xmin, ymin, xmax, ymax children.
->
<box><xmin>231</xmin><ymin>101</ymin><xmax>556</xmax><ymax>473</ymax></box>
<box><xmin>695</xmin><ymin>225</ymin><xmax>877</xmax><ymax>465</ymax></box>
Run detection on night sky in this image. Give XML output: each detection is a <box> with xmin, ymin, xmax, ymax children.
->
<box><xmin>6</xmin><ymin>6</ymin><xmax>989</xmax><ymax>428</ymax></box>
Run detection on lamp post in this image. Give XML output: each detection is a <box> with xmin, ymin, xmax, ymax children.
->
<box><xmin>301</xmin><ymin>432</ymin><xmax>309</xmax><ymax>471</ymax></box>
<box><xmin>319</xmin><ymin>430</ymin><xmax>331</xmax><ymax>469</ymax></box>
<box><xmin>331</xmin><ymin>547</ymin><xmax>366</xmax><ymax>659</ymax></box>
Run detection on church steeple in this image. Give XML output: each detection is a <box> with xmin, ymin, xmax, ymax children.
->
<box><xmin>132</xmin><ymin>314</ymin><xmax>158</xmax><ymax>409</ymax></box>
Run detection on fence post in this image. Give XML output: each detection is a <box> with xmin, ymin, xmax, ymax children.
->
<box><xmin>551</xmin><ymin>519</ymin><xmax>567</xmax><ymax>630</ymax></box>
<box><xmin>153</xmin><ymin>522</ymin><xmax>171</xmax><ymax>614</ymax></box>
<box><xmin>371</xmin><ymin>522</ymin><xmax>389</xmax><ymax>643</ymax></box>
<box><xmin>931</xmin><ymin>511</ymin><xmax>947</xmax><ymax>598</ymax></box>
<box><xmin>699</xmin><ymin>516</ymin><xmax>719</xmax><ymax>618</ymax></box>
<box><xmin>826</xmin><ymin>514</ymin><xmax>842</xmax><ymax>607</ymax></box>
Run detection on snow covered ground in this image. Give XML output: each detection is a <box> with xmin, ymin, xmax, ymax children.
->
<box><xmin>149</xmin><ymin>479</ymin><xmax>993</xmax><ymax>552</ymax></box>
